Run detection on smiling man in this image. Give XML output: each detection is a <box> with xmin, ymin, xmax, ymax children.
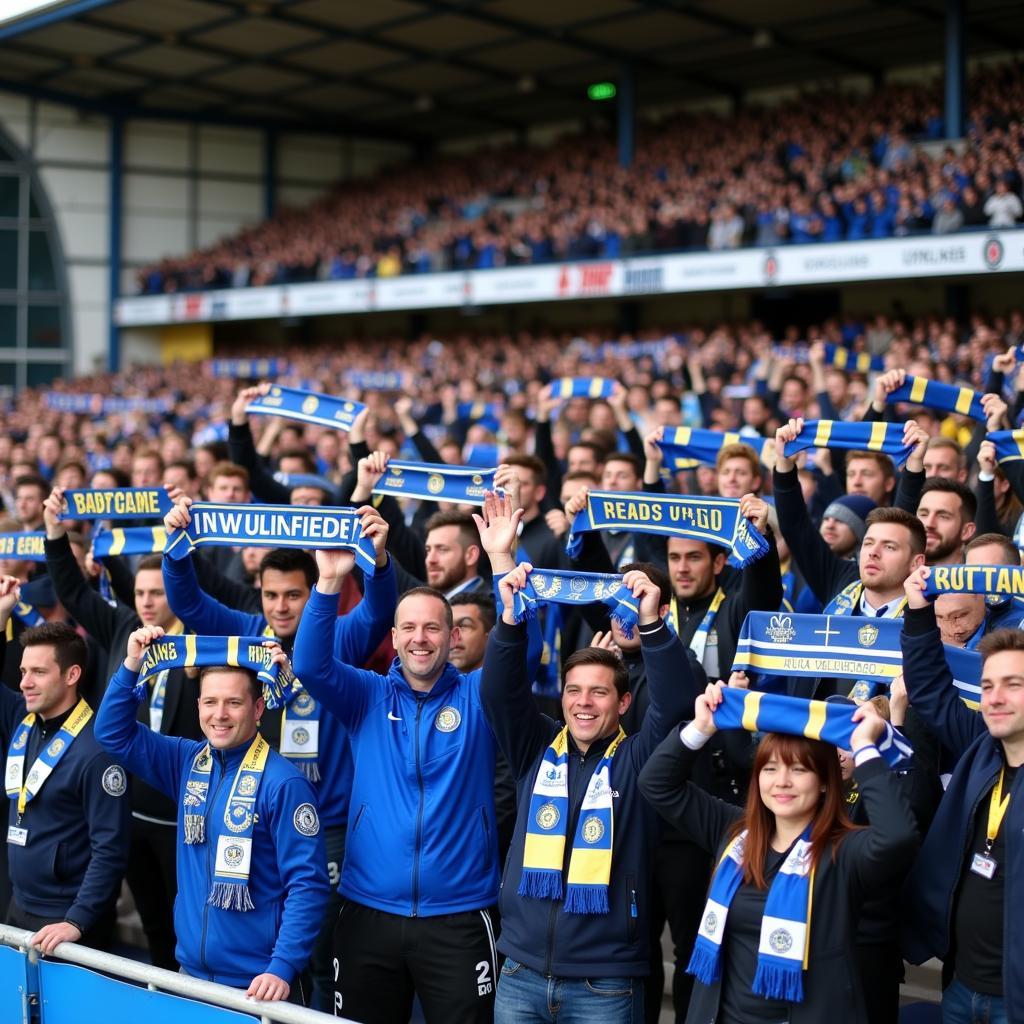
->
<box><xmin>901</xmin><ymin>566</ymin><xmax>1024</xmax><ymax>1023</ymax></box>
<box><xmin>0</xmin><ymin>579</ymin><xmax>130</xmax><ymax>955</ymax></box>
<box><xmin>292</xmin><ymin>529</ymin><xmax>514</xmax><ymax>1023</ymax></box>
<box><xmin>479</xmin><ymin>554</ymin><xmax>694</xmax><ymax>1024</ymax></box>
<box><xmin>94</xmin><ymin>624</ymin><xmax>328</xmax><ymax>1002</ymax></box>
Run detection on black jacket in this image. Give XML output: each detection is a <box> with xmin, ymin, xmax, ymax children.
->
<box><xmin>479</xmin><ymin>617</ymin><xmax>695</xmax><ymax>977</ymax></box>
<box><xmin>901</xmin><ymin>604</ymin><xmax>1024</xmax><ymax>1022</ymax></box>
<box><xmin>638</xmin><ymin>732</ymin><xmax>919</xmax><ymax>1024</ymax></box>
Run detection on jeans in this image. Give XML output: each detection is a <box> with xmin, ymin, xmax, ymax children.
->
<box><xmin>495</xmin><ymin>958</ymin><xmax>644</xmax><ymax>1024</ymax></box>
<box><xmin>942</xmin><ymin>977</ymin><xmax>1008</xmax><ymax>1024</ymax></box>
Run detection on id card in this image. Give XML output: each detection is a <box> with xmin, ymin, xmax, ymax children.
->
<box><xmin>970</xmin><ymin>852</ymin><xmax>997</xmax><ymax>879</ymax></box>
<box><xmin>6</xmin><ymin>826</ymin><xmax>27</xmax><ymax>846</ymax></box>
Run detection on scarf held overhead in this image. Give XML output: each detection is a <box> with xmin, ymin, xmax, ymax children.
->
<box><xmin>884</xmin><ymin>376</ymin><xmax>986</xmax><ymax>423</ymax></box>
<box><xmin>372</xmin><ymin>460</ymin><xmax>497</xmax><ymax>506</ymax></box>
<box><xmin>60</xmin><ymin>487</ymin><xmax>174</xmax><ymax>521</ymax></box>
<box><xmin>510</xmin><ymin>569</ymin><xmax>640</xmax><ymax>638</ymax></box>
<box><xmin>566</xmin><ymin>491</ymin><xmax>769</xmax><ymax>568</ymax></box>
<box><xmin>782</xmin><ymin>420</ymin><xmax>915</xmax><ymax>465</ymax></box>
<box><xmin>246</xmin><ymin>385</ymin><xmax>366</xmax><ymax>432</ymax></box>
<box><xmin>711</xmin><ymin>685</ymin><xmax>913</xmax><ymax>766</ymax></box>
<box><xmin>163</xmin><ymin>503</ymin><xmax>377</xmax><ymax>575</ymax></box>
<box><xmin>656</xmin><ymin>427</ymin><xmax>770</xmax><ymax>471</ymax></box>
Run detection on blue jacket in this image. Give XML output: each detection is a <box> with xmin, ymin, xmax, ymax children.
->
<box><xmin>292</xmin><ymin>586</ymin><xmax>499</xmax><ymax>916</ymax></box>
<box><xmin>162</xmin><ymin>553</ymin><xmax>397</xmax><ymax>827</ymax></box>
<box><xmin>479</xmin><ymin>618</ymin><xmax>694</xmax><ymax>977</ymax></box>
<box><xmin>901</xmin><ymin>604</ymin><xmax>1024</xmax><ymax>1022</ymax></box>
<box><xmin>94</xmin><ymin>664</ymin><xmax>329</xmax><ymax>987</ymax></box>
<box><xmin>0</xmin><ymin>685</ymin><xmax>130</xmax><ymax>930</ymax></box>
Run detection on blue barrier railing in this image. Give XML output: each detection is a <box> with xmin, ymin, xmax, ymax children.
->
<box><xmin>0</xmin><ymin>925</ymin><xmax>350</xmax><ymax>1023</ymax></box>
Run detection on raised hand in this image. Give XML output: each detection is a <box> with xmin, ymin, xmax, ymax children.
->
<box><xmin>42</xmin><ymin>486</ymin><xmax>67</xmax><ymax>540</ymax></box>
<box><xmin>231</xmin><ymin>383</ymin><xmax>270</xmax><ymax>425</ymax></box>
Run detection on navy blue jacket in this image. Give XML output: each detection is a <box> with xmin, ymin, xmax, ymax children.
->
<box><xmin>901</xmin><ymin>604</ymin><xmax>1024</xmax><ymax>1022</ymax></box>
<box><xmin>293</xmin><ymin>586</ymin><xmax>500</xmax><ymax>917</ymax></box>
<box><xmin>95</xmin><ymin>664</ymin><xmax>329</xmax><ymax>986</ymax></box>
<box><xmin>479</xmin><ymin>618</ymin><xmax>694</xmax><ymax>977</ymax></box>
<box><xmin>0</xmin><ymin>682</ymin><xmax>130</xmax><ymax>930</ymax></box>
<box><xmin>162</xmin><ymin>553</ymin><xmax>397</xmax><ymax>827</ymax></box>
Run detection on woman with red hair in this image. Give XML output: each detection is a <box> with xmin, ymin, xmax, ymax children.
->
<box><xmin>638</xmin><ymin>682</ymin><xmax>919</xmax><ymax>1024</ymax></box>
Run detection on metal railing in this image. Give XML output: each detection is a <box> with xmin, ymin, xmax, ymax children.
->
<box><xmin>0</xmin><ymin>924</ymin><xmax>354</xmax><ymax>1024</ymax></box>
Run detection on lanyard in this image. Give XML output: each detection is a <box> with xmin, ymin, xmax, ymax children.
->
<box><xmin>985</xmin><ymin>768</ymin><xmax>1011</xmax><ymax>855</ymax></box>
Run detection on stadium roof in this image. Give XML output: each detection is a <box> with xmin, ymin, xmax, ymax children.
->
<box><xmin>0</xmin><ymin>0</ymin><xmax>1021</xmax><ymax>142</ymax></box>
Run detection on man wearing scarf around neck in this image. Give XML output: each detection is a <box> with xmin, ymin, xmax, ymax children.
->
<box><xmin>477</xmin><ymin>493</ymin><xmax>696</xmax><ymax>1024</ymax></box>
<box><xmin>94</xmin><ymin>625</ymin><xmax>329</xmax><ymax>1003</ymax></box>
<box><xmin>0</xmin><ymin>578</ymin><xmax>130</xmax><ymax>955</ymax></box>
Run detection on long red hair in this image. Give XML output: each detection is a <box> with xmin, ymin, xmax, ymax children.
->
<box><xmin>729</xmin><ymin>732</ymin><xmax>860</xmax><ymax>889</ymax></box>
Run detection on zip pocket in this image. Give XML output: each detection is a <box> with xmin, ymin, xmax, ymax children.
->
<box><xmin>626</xmin><ymin>872</ymin><xmax>638</xmax><ymax>944</ymax></box>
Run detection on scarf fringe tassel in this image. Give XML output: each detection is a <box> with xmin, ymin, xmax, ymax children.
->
<box><xmin>563</xmin><ymin>883</ymin><xmax>609</xmax><ymax>915</ymax></box>
<box><xmin>208</xmin><ymin>882</ymin><xmax>254</xmax><ymax>912</ymax></box>
<box><xmin>183</xmin><ymin>815</ymin><xmax>204</xmax><ymax>845</ymax></box>
<box><xmin>753</xmin><ymin>961</ymin><xmax>804</xmax><ymax>1003</ymax></box>
<box><xmin>517</xmin><ymin>869</ymin><xmax>563</xmax><ymax>901</ymax></box>
<box><xmin>686</xmin><ymin>941</ymin><xmax>722</xmax><ymax>987</ymax></box>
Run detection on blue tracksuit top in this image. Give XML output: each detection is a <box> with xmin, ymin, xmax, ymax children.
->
<box><xmin>94</xmin><ymin>664</ymin><xmax>329</xmax><ymax>987</ymax></box>
<box><xmin>162</xmin><ymin>553</ymin><xmax>396</xmax><ymax>827</ymax></box>
<box><xmin>292</xmin><ymin>586</ymin><xmax>500</xmax><ymax>917</ymax></box>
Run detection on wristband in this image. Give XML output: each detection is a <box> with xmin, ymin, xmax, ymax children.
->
<box><xmin>853</xmin><ymin>743</ymin><xmax>881</xmax><ymax>767</ymax></box>
<box><xmin>978</xmin><ymin>470</ymin><xmax>995</xmax><ymax>483</ymax></box>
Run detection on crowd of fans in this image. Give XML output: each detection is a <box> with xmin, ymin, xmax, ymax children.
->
<box><xmin>136</xmin><ymin>63</ymin><xmax>1024</xmax><ymax>295</ymax></box>
<box><xmin>2</xmin><ymin>304</ymin><xmax>1024</xmax><ymax>1022</ymax></box>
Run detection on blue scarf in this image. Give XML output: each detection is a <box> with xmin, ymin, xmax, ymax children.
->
<box><xmin>989</xmin><ymin>430</ymin><xmax>1024</xmax><ymax>464</ymax></box>
<box><xmin>885</xmin><ymin>377</ymin><xmax>986</xmax><ymax>422</ymax></box>
<box><xmin>92</xmin><ymin>526</ymin><xmax>167</xmax><ymax>558</ymax></box>
<box><xmin>345</xmin><ymin>370</ymin><xmax>406</xmax><ymax>390</ymax></box>
<box><xmin>43</xmin><ymin>393</ymin><xmax>172</xmax><ymax>415</ymax></box>
<box><xmin>183</xmin><ymin>734</ymin><xmax>269</xmax><ymax>911</ymax></box>
<box><xmin>12</xmin><ymin>600</ymin><xmax>44</xmax><ymax>627</ymax></box>
<box><xmin>689</xmin><ymin>822</ymin><xmax>814</xmax><ymax>1002</ymax></box>
<box><xmin>823</xmin><ymin>344</ymin><xmax>883</xmax><ymax>374</ymax></box>
<box><xmin>656</xmin><ymin>427</ymin><xmax>769</xmax><ymax>470</ymax></box>
<box><xmin>782</xmin><ymin>420</ymin><xmax>914</xmax><ymax>465</ymax></box>
<box><xmin>60</xmin><ymin>487</ymin><xmax>174</xmax><ymax>521</ymax></box>
<box><xmin>548</xmin><ymin>377</ymin><xmax>615</xmax><ymax>400</ymax></box>
<box><xmin>209</xmin><ymin>358</ymin><xmax>288</xmax><ymax>378</ymax></box>
<box><xmin>372</xmin><ymin>460</ymin><xmax>496</xmax><ymax>505</ymax></box>
<box><xmin>511</xmin><ymin>569</ymin><xmax>640</xmax><ymax>638</ymax></box>
<box><xmin>163</xmin><ymin>502</ymin><xmax>377</xmax><ymax>575</ymax></box>
<box><xmin>733</xmin><ymin>611</ymin><xmax>981</xmax><ymax>708</ymax></box>
<box><xmin>0</xmin><ymin>533</ymin><xmax>47</xmax><ymax>562</ymax></box>
<box><xmin>712</xmin><ymin>685</ymin><xmax>913</xmax><ymax>766</ymax></box>
<box><xmin>465</xmin><ymin>444</ymin><xmax>499</xmax><ymax>468</ymax></box>
<box><xmin>138</xmin><ymin>633</ymin><xmax>297</xmax><ymax>708</ymax></box>
<box><xmin>566</xmin><ymin>491</ymin><xmax>769</xmax><ymax>568</ymax></box>
<box><xmin>246</xmin><ymin>385</ymin><xmax>365</xmax><ymax>432</ymax></box>
<box><xmin>924</xmin><ymin>564</ymin><xmax>1024</xmax><ymax>598</ymax></box>
<box><xmin>456</xmin><ymin>402</ymin><xmax>500</xmax><ymax>429</ymax></box>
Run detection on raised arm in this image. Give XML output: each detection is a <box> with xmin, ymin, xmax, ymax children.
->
<box><xmin>900</xmin><ymin>567</ymin><xmax>986</xmax><ymax>757</ymax></box>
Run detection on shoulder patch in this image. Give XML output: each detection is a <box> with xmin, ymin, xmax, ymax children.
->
<box><xmin>293</xmin><ymin>802</ymin><xmax>320</xmax><ymax>837</ymax></box>
<box><xmin>102</xmin><ymin>765</ymin><xmax>127</xmax><ymax>797</ymax></box>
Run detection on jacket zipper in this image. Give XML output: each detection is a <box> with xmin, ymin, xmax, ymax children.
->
<box><xmin>200</xmin><ymin>753</ymin><xmax>229</xmax><ymax>978</ymax></box>
<box><xmin>411</xmin><ymin>696</ymin><xmax>425</xmax><ymax>917</ymax></box>
<box><xmin>545</xmin><ymin>749</ymin><xmax>590</xmax><ymax>978</ymax></box>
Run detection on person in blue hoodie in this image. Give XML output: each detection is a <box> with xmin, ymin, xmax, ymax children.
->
<box><xmin>291</xmin><ymin>513</ymin><xmax>520</xmax><ymax>1023</ymax></box>
<box><xmin>900</xmin><ymin>565</ymin><xmax>1024</xmax><ymax>1024</ymax></box>
<box><xmin>474</xmin><ymin>492</ymin><xmax>695</xmax><ymax>1024</ymax></box>
<box><xmin>94</xmin><ymin>623</ymin><xmax>329</xmax><ymax>1003</ymax></box>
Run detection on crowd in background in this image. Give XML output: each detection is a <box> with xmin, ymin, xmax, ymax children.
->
<box><xmin>135</xmin><ymin>63</ymin><xmax>1024</xmax><ymax>295</ymax></box>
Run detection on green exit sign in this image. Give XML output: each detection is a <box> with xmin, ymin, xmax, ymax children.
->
<box><xmin>587</xmin><ymin>81</ymin><xmax>617</xmax><ymax>101</ymax></box>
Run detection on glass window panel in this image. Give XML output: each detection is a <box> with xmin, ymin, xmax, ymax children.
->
<box><xmin>0</xmin><ymin>177</ymin><xmax>18</xmax><ymax>219</ymax></box>
<box><xmin>28</xmin><ymin>190</ymin><xmax>41</xmax><ymax>219</ymax></box>
<box><xmin>27</xmin><ymin>231</ymin><xmax>55</xmax><ymax>291</ymax></box>
<box><xmin>0</xmin><ymin>362</ymin><xmax>14</xmax><ymax>388</ymax></box>
<box><xmin>27</xmin><ymin>305</ymin><xmax>60</xmax><ymax>348</ymax></box>
<box><xmin>0</xmin><ymin>230</ymin><xmax>16</xmax><ymax>290</ymax></box>
<box><xmin>0</xmin><ymin>306</ymin><xmax>15</xmax><ymax>347</ymax></box>
<box><xmin>27</xmin><ymin>362</ymin><xmax>60</xmax><ymax>388</ymax></box>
